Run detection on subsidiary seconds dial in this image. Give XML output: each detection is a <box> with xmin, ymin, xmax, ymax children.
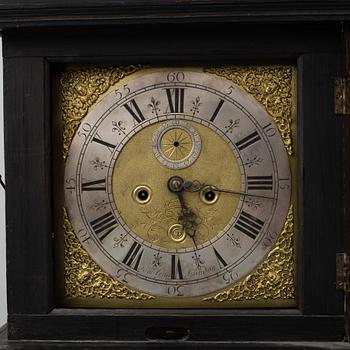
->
<box><xmin>65</xmin><ymin>69</ymin><xmax>291</xmax><ymax>298</ymax></box>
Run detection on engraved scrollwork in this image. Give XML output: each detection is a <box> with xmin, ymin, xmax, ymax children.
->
<box><xmin>61</xmin><ymin>65</ymin><xmax>143</xmax><ymax>159</ymax></box>
<box><xmin>63</xmin><ymin>208</ymin><xmax>153</xmax><ymax>300</ymax></box>
<box><xmin>204</xmin><ymin>66</ymin><xmax>294</xmax><ymax>155</ymax></box>
<box><xmin>203</xmin><ymin>205</ymin><xmax>295</xmax><ymax>302</ymax></box>
<box><xmin>139</xmin><ymin>199</ymin><xmax>217</xmax><ymax>245</ymax></box>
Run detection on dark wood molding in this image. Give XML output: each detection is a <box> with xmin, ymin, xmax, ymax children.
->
<box><xmin>4</xmin><ymin>57</ymin><xmax>54</xmax><ymax>314</ymax></box>
<box><xmin>6</xmin><ymin>311</ymin><xmax>345</xmax><ymax>341</ymax></box>
<box><xmin>1</xmin><ymin>0</ymin><xmax>350</xmax><ymax>28</ymax></box>
<box><xmin>2</xmin><ymin>22</ymin><xmax>341</xmax><ymax>59</ymax></box>
<box><xmin>297</xmin><ymin>53</ymin><xmax>344</xmax><ymax>315</ymax></box>
<box><xmin>1</xmin><ymin>318</ymin><xmax>349</xmax><ymax>350</ymax></box>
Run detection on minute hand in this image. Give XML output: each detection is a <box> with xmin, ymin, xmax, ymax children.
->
<box><xmin>209</xmin><ymin>187</ymin><xmax>275</xmax><ymax>200</ymax></box>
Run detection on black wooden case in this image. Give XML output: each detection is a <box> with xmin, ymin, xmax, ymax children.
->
<box><xmin>1</xmin><ymin>1</ymin><xmax>349</xmax><ymax>349</ymax></box>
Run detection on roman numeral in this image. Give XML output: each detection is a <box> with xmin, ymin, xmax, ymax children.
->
<box><xmin>81</xmin><ymin>178</ymin><xmax>106</xmax><ymax>191</ymax></box>
<box><xmin>247</xmin><ymin>176</ymin><xmax>273</xmax><ymax>190</ymax></box>
<box><xmin>166</xmin><ymin>88</ymin><xmax>185</xmax><ymax>113</ymax></box>
<box><xmin>122</xmin><ymin>242</ymin><xmax>144</xmax><ymax>271</ymax></box>
<box><xmin>234</xmin><ymin>211</ymin><xmax>264</xmax><ymax>240</ymax></box>
<box><xmin>92</xmin><ymin>134</ymin><xmax>116</xmax><ymax>153</ymax></box>
<box><xmin>213</xmin><ymin>247</ymin><xmax>227</xmax><ymax>268</ymax></box>
<box><xmin>210</xmin><ymin>99</ymin><xmax>225</xmax><ymax>122</ymax></box>
<box><xmin>171</xmin><ymin>255</ymin><xmax>183</xmax><ymax>279</ymax></box>
<box><xmin>235</xmin><ymin>131</ymin><xmax>261</xmax><ymax>151</ymax></box>
<box><xmin>123</xmin><ymin>99</ymin><xmax>146</xmax><ymax>123</ymax></box>
<box><xmin>90</xmin><ymin>212</ymin><xmax>118</xmax><ymax>241</ymax></box>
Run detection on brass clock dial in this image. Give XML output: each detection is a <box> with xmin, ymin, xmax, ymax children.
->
<box><xmin>64</xmin><ymin>69</ymin><xmax>291</xmax><ymax>298</ymax></box>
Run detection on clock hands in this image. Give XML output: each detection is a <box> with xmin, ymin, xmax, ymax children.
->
<box><xmin>167</xmin><ymin>176</ymin><xmax>198</xmax><ymax>248</ymax></box>
<box><xmin>167</xmin><ymin>175</ymin><xmax>274</xmax><ymax>248</ymax></box>
<box><xmin>182</xmin><ymin>180</ymin><xmax>275</xmax><ymax>200</ymax></box>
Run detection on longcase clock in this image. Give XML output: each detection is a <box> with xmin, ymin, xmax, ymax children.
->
<box><xmin>0</xmin><ymin>1</ymin><xmax>349</xmax><ymax>349</ymax></box>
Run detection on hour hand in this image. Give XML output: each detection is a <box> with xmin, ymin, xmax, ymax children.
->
<box><xmin>167</xmin><ymin>176</ymin><xmax>198</xmax><ymax>247</ymax></box>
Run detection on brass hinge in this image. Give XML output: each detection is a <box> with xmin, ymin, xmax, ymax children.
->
<box><xmin>336</xmin><ymin>253</ymin><xmax>350</xmax><ymax>291</ymax></box>
<box><xmin>335</xmin><ymin>77</ymin><xmax>350</xmax><ymax>115</ymax></box>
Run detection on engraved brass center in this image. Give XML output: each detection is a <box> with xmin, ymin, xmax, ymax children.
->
<box><xmin>112</xmin><ymin>120</ymin><xmax>241</xmax><ymax>249</ymax></box>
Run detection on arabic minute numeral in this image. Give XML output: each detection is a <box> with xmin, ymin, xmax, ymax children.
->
<box><xmin>114</xmin><ymin>84</ymin><xmax>130</xmax><ymax>101</ymax></box>
<box><xmin>263</xmin><ymin>123</ymin><xmax>277</xmax><ymax>137</ymax></box>
<box><xmin>77</xmin><ymin>228</ymin><xmax>90</xmax><ymax>243</ymax></box>
<box><xmin>116</xmin><ymin>268</ymin><xmax>129</xmax><ymax>283</ymax></box>
<box><xmin>65</xmin><ymin>178</ymin><xmax>76</xmax><ymax>193</ymax></box>
<box><xmin>224</xmin><ymin>85</ymin><xmax>235</xmax><ymax>95</ymax></box>
<box><xmin>262</xmin><ymin>231</ymin><xmax>278</xmax><ymax>249</ymax></box>
<box><xmin>77</xmin><ymin>123</ymin><xmax>92</xmax><ymax>140</ymax></box>
<box><xmin>279</xmin><ymin>178</ymin><xmax>290</xmax><ymax>190</ymax></box>
<box><xmin>223</xmin><ymin>270</ymin><xmax>238</xmax><ymax>284</ymax></box>
<box><xmin>166</xmin><ymin>72</ymin><xmax>185</xmax><ymax>82</ymax></box>
<box><xmin>167</xmin><ymin>285</ymin><xmax>184</xmax><ymax>297</ymax></box>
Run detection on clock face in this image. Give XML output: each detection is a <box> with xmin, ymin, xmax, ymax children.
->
<box><xmin>64</xmin><ymin>70</ymin><xmax>291</xmax><ymax>298</ymax></box>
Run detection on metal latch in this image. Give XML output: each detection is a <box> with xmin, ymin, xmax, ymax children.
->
<box><xmin>335</xmin><ymin>77</ymin><xmax>350</xmax><ymax>115</ymax></box>
<box><xmin>336</xmin><ymin>253</ymin><xmax>350</xmax><ymax>291</ymax></box>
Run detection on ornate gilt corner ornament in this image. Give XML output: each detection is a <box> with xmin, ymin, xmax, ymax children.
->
<box><xmin>203</xmin><ymin>205</ymin><xmax>295</xmax><ymax>302</ymax></box>
<box><xmin>60</xmin><ymin>65</ymin><xmax>143</xmax><ymax>159</ymax></box>
<box><xmin>63</xmin><ymin>208</ymin><xmax>154</xmax><ymax>300</ymax></box>
<box><xmin>204</xmin><ymin>66</ymin><xmax>294</xmax><ymax>156</ymax></box>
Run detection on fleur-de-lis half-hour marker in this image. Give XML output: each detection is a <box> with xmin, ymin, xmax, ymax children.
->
<box><xmin>245</xmin><ymin>197</ymin><xmax>263</xmax><ymax>210</ymax></box>
<box><xmin>90</xmin><ymin>157</ymin><xmax>107</xmax><ymax>170</ymax></box>
<box><xmin>226</xmin><ymin>233</ymin><xmax>242</xmax><ymax>248</ymax></box>
<box><xmin>190</xmin><ymin>96</ymin><xmax>202</xmax><ymax>116</ymax></box>
<box><xmin>225</xmin><ymin>119</ymin><xmax>240</xmax><ymax>133</ymax></box>
<box><xmin>148</xmin><ymin>97</ymin><xmax>161</xmax><ymax>116</ymax></box>
<box><xmin>112</xmin><ymin>120</ymin><xmax>126</xmax><ymax>135</ymax></box>
<box><xmin>113</xmin><ymin>233</ymin><xmax>128</xmax><ymax>248</ymax></box>
<box><xmin>90</xmin><ymin>199</ymin><xmax>109</xmax><ymax>211</ymax></box>
<box><xmin>244</xmin><ymin>155</ymin><xmax>263</xmax><ymax>168</ymax></box>
<box><xmin>152</xmin><ymin>252</ymin><xmax>162</xmax><ymax>268</ymax></box>
<box><xmin>192</xmin><ymin>252</ymin><xmax>205</xmax><ymax>269</ymax></box>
